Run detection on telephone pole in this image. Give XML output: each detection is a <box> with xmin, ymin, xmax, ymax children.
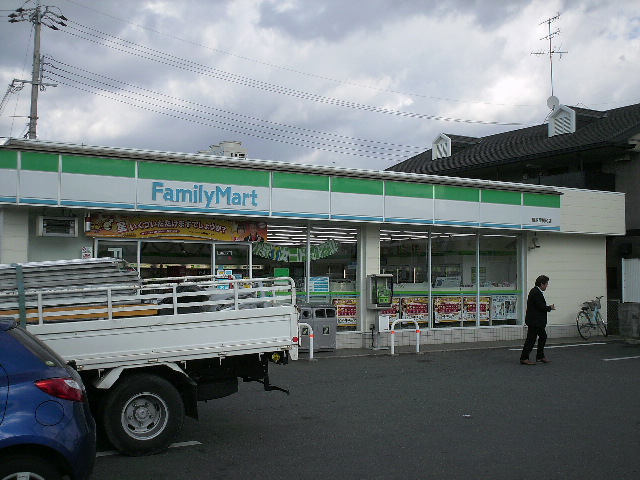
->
<box><xmin>531</xmin><ymin>13</ymin><xmax>567</xmax><ymax>98</ymax></box>
<box><xmin>8</xmin><ymin>0</ymin><xmax>66</xmax><ymax>138</ymax></box>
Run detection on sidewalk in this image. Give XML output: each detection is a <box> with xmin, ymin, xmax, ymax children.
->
<box><xmin>302</xmin><ymin>335</ymin><xmax>624</xmax><ymax>360</ymax></box>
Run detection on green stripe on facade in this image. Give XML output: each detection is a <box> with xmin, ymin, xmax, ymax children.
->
<box><xmin>385</xmin><ymin>181</ymin><xmax>434</xmax><ymax>198</ymax></box>
<box><xmin>62</xmin><ymin>156</ymin><xmax>136</xmax><ymax>177</ymax></box>
<box><xmin>481</xmin><ymin>189</ymin><xmax>521</xmax><ymax>205</ymax></box>
<box><xmin>272</xmin><ymin>172</ymin><xmax>330</xmax><ymax>191</ymax></box>
<box><xmin>139</xmin><ymin>162</ymin><xmax>270</xmax><ymax>187</ymax></box>
<box><xmin>0</xmin><ymin>150</ymin><xmax>17</xmax><ymax>169</ymax></box>
<box><xmin>523</xmin><ymin>193</ymin><xmax>560</xmax><ymax>208</ymax></box>
<box><xmin>331</xmin><ymin>177</ymin><xmax>383</xmax><ymax>195</ymax></box>
<box><xmin>21</xmin><ymin>152</ymin><xmax>58</xmax><ymax>172</ymax></box>
<box><xmin>434</xmin><ymin>185</ymin><xmax>480</xmax><ymax>202</ymax></box>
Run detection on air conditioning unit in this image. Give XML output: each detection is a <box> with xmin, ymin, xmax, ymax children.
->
<box><xmin>36</xmin><ymin>216</ymin><xmax>79</xmax><ymax>237</ymax></box>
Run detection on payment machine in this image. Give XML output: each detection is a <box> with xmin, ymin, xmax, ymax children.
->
<box><xmin>367</xmin><ymin>274</ymin><xmax>394</xmax><ymax>309</ymax></box>
<box><xmin>367</xmin><ymin>274</ymin><xmax>394</xmax><ymax>333</ymax></box>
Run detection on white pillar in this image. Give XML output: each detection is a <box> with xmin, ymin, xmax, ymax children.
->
<box><xmin>356</xmin><ymin>224</ymin><xmax>380</xmax><ymax>332</ymax></box>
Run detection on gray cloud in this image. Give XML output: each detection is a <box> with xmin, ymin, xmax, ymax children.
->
<box><xmin>1</xmin><ymin>0</ymin><xmax>639</xmax><ymax>171</ymax></box>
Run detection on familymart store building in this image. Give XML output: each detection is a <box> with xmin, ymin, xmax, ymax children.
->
<box><xmin>0</xmin><ymin>138</ymin><xmax>625</xmax><ymax>348</ymax></box>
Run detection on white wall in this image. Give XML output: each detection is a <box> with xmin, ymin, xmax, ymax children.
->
<box><xmin>526</xmin><ymin>232</ymin><xmax>606</xmax><ymax>325</ymax></box>
<box><xmin>0</xmin><ymin>207</ymin><xmax>29</xmax><ymax>263</ymax></box>
<box><xmin>27</xmin><ymin>211</ymin><xmax>93</xmax><ymax>262</ymax></box>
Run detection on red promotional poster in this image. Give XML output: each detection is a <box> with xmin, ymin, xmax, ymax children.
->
<box><xmin>433</xmin><ymin>296</ymin><xmax>462</xmax><ymax>323</ymax></box>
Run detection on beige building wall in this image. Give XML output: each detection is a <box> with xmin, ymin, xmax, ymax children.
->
<box><xmin>559</xmin><ymin>188</ymin><xmax>625</xmax><ymax>235</ymax></box>
<box><xmin>526</xmin><ymin>231</ymin><xmax>606</xmax><ymax>326</ymax></box>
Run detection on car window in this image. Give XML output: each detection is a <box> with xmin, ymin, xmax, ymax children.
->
<box><xmin>8</xmin><ymin>326</ymin><xmax>67</xmax><ymax>368</ymax></box>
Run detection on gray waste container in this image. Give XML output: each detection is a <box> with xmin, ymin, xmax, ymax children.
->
<box><xmin>299</xmin><ymin>304</ymin><xmax>337</xmax><ymax>352</ymax></box>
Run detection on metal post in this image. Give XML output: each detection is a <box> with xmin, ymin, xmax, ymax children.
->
<box><xmin>28</xmin><ymin>0</ymin><xmax>42</xmax><ymax>139</ymax></box>
<box><xmin>13</xmin><ymin>264</ymin><xmax>27</xmax><ymax>328</ymax></box>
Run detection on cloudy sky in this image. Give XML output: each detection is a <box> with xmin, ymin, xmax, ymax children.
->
<box><xmin>1</xmin><ymin>0</ymin><xmax>639</xmax><ymax>171</ymax></box>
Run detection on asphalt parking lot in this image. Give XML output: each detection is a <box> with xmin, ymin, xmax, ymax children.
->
<box><xmin>91</xmin><ymin>339</ymin><xmax>640</xmax><ymax>480</ymax></box>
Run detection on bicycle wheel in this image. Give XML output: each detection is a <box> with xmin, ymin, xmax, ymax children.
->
<box><xmin>576</xmin><ymin>311</ymin><xmax>592</xmax><ymax>340</ymax></box>
<box><xmin>595</xmin><ymin>311</ymin><xmax>607</xmax><ymax>337</ymax></box>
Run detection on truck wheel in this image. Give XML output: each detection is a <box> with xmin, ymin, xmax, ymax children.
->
<box><xmin>102</xmin><ymin>374</ymin><xmax>185</xmax><ymax>456</ymax></box>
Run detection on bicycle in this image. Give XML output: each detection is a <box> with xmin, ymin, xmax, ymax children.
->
<box><xmin>576</xmin><ymin>296</ymin><xmax>607</xmax><ymax>340</ymax></box>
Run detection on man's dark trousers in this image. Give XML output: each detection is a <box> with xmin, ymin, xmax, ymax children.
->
<box><xmin>520</xmin><ymin>326</ymin><xmax>547</xmax><ymax>361</ymax></box>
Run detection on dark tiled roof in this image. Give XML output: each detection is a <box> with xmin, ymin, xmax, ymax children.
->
<box><xmin>387</xmin><ymin>103</ymin><xmax>640</xmax><ymax>175</ymax></box>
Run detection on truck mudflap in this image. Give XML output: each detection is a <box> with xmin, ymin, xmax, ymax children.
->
<box><xmin>263</xmin><ymin>374</ymin><xmax>290</xmax><ymax>394</ymax></box>
<box><xmin>240</xmin><ymin>350</ymin><xmax>290</xmax><ymax>394</ymax></box>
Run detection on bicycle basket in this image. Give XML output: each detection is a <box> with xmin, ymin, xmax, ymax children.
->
<box><xmin>586</xmin><ymin>300</ymin><xmax>597</xmax><ymax>311</ymax></box>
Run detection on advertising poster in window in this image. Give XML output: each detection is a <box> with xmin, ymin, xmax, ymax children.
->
<box><xmin>463</xmin><ymin>296</ymin><xmax>490</xmax><ymax>321</ymax></box>
<box><xmin>332</xmin><ymin>298</ymin><xmax>357</xmax><ymax>326</ymax></box>
<box><xmin>491</xmin><ymin>294</ymin><xmax>518</xmax><ymax>320</ymax></box>
<box><xmin>380</xmin><ymin>298</ymin><xmax>401</xmax><ymax>328</ymax></box>
<box><xmin>309</xmin><ymin>276</ymin><xmax>330</xmax><ymax>293</ymax></box>
<box><xmin>433</xmin><ymin>296</ymin><xmax>462</xmax><ymax>323</ymax></box>
<box><xmin>401</xmin><ymin>297</ymin><xmax>429</xmax><ymax>323</ymax></box>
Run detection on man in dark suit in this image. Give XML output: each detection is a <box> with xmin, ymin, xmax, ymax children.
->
<box><xmin>520</xmin><ymin>275</ymin><xmax>555</xmax><ymax>365</ymax></box>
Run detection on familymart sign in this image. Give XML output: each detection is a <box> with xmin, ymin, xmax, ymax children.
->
<box><xmin>0</xmin><ymin>149</ymin><xmax>561</xmax><ymax>231</ymax></box>
<box><xmin>151</xmin><ymin>181</ymin><xmax>260</xmax><ymax>209</ymax></box>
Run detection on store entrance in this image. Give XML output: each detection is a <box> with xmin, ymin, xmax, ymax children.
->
<box><xmin>140</xmin><ymin>241</ymin><xmax>212</xmax><ymax>278</ymax></box>
<box><xmin>96</xmin><ymin>239</ymin><xmax>251</xmax><ymax>279</ymax></box>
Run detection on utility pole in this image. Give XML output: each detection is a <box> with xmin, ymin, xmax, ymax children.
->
<box><xmin>8</xmin><ymin>1</ymin><xmax>66</xmax><ymax>138</ymax></box>
<box><xmin>531</xmin><ymin>13</ymin><xmax>567</xmax><ymax>99</ymax></box>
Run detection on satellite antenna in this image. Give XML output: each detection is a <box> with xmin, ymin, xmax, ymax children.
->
<box><xmin>547</xmin><ymin>95</ymin><xmax>559</xmax><ymax>110</ymax></box>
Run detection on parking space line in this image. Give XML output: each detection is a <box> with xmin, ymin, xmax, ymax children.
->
<box><xmin>508</xmin><ymin>342</ymin><xmax>605</xmax><ymax>351</ymax></box>
<box><xmin>603</xmin><ymin>356</ymin><xmax>640</xmax><ymax>362</ymax></box>
<box><xmin>96</xmin><ymin>440</ymin><xmax>202</xmax><ymax>457</ymax></box>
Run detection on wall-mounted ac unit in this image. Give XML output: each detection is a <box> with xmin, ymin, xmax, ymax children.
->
<box><xmin>36</xmin><ymin>216</ymin><xmax>79</xmax><ymax>237</ymax></box>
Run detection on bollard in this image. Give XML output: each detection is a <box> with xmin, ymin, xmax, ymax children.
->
<box><xmin>298</xmin><ymin>322</ymin><xmax>314</xmax><ymax>360</ymax></box>
<box><xmin>390</xmin><ymin>319</ymin><xmax>421</xmax><ymax>355</ymax></box>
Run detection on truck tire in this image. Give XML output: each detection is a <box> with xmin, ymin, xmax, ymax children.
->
<box><xmin>101</xmin><ymin>373</ymin><xmax>185</xmax><ymax>456</ymax></box>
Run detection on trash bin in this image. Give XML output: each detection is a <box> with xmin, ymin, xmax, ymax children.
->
<box><xmin>298</xmin><ymin>303</ymin><xmax>337</xmax><ymax>352</ymax></box>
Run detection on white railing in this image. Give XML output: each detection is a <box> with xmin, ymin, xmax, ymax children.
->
<box><xmin>0</xmin><ymin>276</ymin><xmax>296</xmax><ymax>325</ymax></box>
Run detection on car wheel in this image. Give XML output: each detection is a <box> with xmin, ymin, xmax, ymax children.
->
<box><xmin>101</xmin><ymin>373</ymin><xmax>185</xmax><ymax>456</ymax></box>
<box><xmin>0</xmin><ymin>454</ymin><xmax>63</xmax><ymax>480</ymax></box>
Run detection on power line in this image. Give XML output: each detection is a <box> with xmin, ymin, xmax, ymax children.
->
<box><xmin>44</xmin><ymin>63</ymin><xmax>424</xmax><ymax>160</ymax></box>
<box><xmin>60</xmin><ymin>20</ymin><xmax>525</xmax><ymax>127</ymax></box>
<box><xmin>45</xmin><ymin>58</ymin><xmax>425</xmax><ymax>152</ymax></box>
<box><xmin>60</xmin><ymin>0</ymin><xmax>534</xmax><ymax>108</ymax></box>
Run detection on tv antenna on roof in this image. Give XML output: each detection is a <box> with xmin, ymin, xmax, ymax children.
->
<box><xmin>532</xmin><ymin>13</ymin><xmax>567</xmax><ymax>101</ymax></box>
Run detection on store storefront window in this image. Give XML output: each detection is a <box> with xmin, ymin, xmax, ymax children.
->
<box><xmin>431</xmin><ymin>231</ymin><xmax>477</xmax><ymax>327</ymax></box>
<box><xmin>213</xmin><ymin>243</ymin><xmax>250</xmax><ymax>279</ymax></box>
<box><xmin>97</xmin><ymin>240</ymin><xmax>138</xmax><ymax>265</ymax></box>
<box><xmin>480</xmin><ymin>234</ymin><xmax>519</xmax><ymax>325</ymax></box>
<box><xmin>380</xmin><ymin>228</ymin><xmax>521</xmax><ymax>329</ymax></box>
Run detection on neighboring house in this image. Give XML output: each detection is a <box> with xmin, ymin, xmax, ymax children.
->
<box><xmin>387</xmin><ymin>102</ymin><xmax>640</xmax><ymax>300</ymax></box>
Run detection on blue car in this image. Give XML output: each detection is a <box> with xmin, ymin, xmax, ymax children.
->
<box><xmin>0</xmin><ymin>318</ymin><xmax>96</xmax><ymax>480</ymax></box>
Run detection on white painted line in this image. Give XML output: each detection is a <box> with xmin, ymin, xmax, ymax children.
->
<box><xmin>508</xmin><ymin>342</ymin><xmax>605</xmax><ymax>351</ymax></box>
<box><xmin>603</xmin><ymin>356</ymin><xmax>640</xmax><ymax>362</ymax></box>
<box><xmin>97</xmin><ymin>440</ymin><xmax>202</xmax><ymax>457</ymax></box>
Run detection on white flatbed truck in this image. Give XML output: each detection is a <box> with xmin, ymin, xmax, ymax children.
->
<box><xmin>0</xmin><ymin>259</ymin><xmax>299</xmax><ymax>456</ymax></box>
